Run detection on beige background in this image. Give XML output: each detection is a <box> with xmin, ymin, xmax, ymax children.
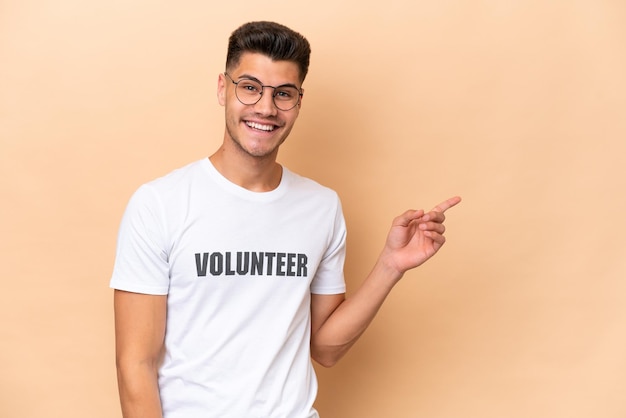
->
<box><xmin>1</xmin><ymin>1</ymin><xmax>625</xmax><ymax>417</ymax></box>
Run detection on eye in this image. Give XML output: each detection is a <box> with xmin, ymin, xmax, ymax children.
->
<box><xmin>238</xmin><ymin>80</ymin><xmax>261</xmax><ymax>94</ymax></box>
<box><xmin>275</xmin><ymin>87</ymin><xmax>298</xmax><ymax>100</ymax></box>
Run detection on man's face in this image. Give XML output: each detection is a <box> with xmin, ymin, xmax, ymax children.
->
<box><xmin>218</xmin><ymin>52</ymin><xmax>302</xmax><ymax>160</ymax></box>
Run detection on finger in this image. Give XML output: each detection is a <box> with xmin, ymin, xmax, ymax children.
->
<box><xmin>430</xmin><ymin>196</ymin><xmax>462</xmax><ymax>213</ymax></box>
<box><xmin>421</xmin><ymin>210</ymin><xmax>446</xmax><ymax>223</ymax></box>
<box><xmin>393</xmin><ymin>209</ymin><xmax>425</xmax><ymax>227</ymax></box>
<box><xmin>419</xmin><ymin>222</ymin><xmax>446</xmax><ymax>234</ymax></box>
<box><xmin>423</xmin><ymin>230</ymin><xmax>446</xmax><ymax>245</ymax></box>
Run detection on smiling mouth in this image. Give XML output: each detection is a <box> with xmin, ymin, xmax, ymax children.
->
<box><xmin>246</xmin><ymin>121</ymin><xmax>276</xmax><ymax>132</ymax></box>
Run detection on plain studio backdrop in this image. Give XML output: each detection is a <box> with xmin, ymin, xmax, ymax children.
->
<box><xmin>1</xmin><ymin>1</ymin><xmax>625</xmax><ymax>417</ymax></box>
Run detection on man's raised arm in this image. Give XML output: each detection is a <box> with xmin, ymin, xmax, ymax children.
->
<box><xmin>310</xmin><ymin>196</ymin><xmax>462</xmax><ymax>367</ymax></box>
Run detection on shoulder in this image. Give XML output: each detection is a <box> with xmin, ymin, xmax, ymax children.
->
<box><xmin>125</xmin><ymin>158</ymin><xmax>208</xmax><ymax>205</ymax></box>
<box><xmin>283</xmin><ymin>167</ymin><xmax>339</xmax><ymax>201</ymax></box>
<box><xmin>144</xmin><ymin>159</ymin><xmax>207</xmax><ymax>192</ymax></box>
<box><xmin>122</xmin><ymin>159</ymin><xmax>208</xmax><ymax>218</ymax></box>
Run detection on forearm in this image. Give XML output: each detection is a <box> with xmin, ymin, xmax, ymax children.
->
<box><xmin>311</xmin><ymin>197</ymin><xmax>460</xmax><ymax>367</ymax></box>
<box><xmin>311</xmin><ymin>256</ymin><xmax>402</xmax><ymax>366</ymax></box>
<box><xmin>114</xmin><ymin>290</ymin><xmax>167</xmax><ymax>417</ymax></box>
<box><xmin>116</xmin><ymin>360</ymin><xmax>163</xmax><ymax>418</ymax></box>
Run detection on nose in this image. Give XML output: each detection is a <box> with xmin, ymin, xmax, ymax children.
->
<box><xmin>253</xmin><ymin>87</ymin><xmax>278</xmax><ymax>116</ymax></box>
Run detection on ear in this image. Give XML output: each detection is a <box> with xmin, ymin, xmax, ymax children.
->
<box><xmin>298</xmin><ymin>88</ymin><xmax>304</xmax><ymax>109</ymax></box>
<box><xmin>217</xmin><ymin>73</ymin><xmax>226</xmax><ymax>106</ymax></box>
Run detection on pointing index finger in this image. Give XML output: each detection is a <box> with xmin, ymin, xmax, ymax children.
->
<box><xmin>431</xmin><ymin>196</ymin><xmax>462</xmax><ymax>213</ymax></box>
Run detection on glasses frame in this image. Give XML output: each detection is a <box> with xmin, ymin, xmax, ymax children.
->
<box><xmin>224</xmin><ymin>72</ymin><xmax>303</xmax><ymax>111</ymax></box>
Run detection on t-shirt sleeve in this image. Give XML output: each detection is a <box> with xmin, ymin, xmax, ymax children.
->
<box><xmin>109</xmin><ymin>184</ymin><xmax>170</xmax><ymax>295</ymax></box>
<box><xmin>310</xmin><ymin>195</ymin><xmax>347</xmax><ymax>295</ymax></box>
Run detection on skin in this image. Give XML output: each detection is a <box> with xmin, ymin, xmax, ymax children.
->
<box><xmin>211</xmin><ymin>53</ymin><xmax>302</xmax><ymax>192</ymax></box>
<box><xmin>114</xmin><ymin>51</ymin><xmax>461</xmax><ymax>417</ymax></box>
<box><xmin>310</xmin><ymin>196</ymin><xmax>461</xmax><ymax>366</ymax></box>
<box><xmin>115</xmin><ymin>291</ymin><xmax>166</xmax><ymax>418</ymax></box>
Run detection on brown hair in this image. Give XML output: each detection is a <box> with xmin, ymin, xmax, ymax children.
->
<box><xmin>226</xmin><ymin>21</ymin><xmax>311</xmax><ymax>83</ymax></box>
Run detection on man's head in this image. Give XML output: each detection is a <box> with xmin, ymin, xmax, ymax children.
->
<box><xmin>226</xmin><ymin>21</ymin><xmax>311</xmax><ymax>83</ymax></box>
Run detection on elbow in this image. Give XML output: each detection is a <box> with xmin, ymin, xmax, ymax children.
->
<box><xmin>311</xmin><ymin>346</ymin><xmax>345</xmax><ymax>368</ymax></box>
<box><xmin>115</xmin><ymin>356</ymin><xmax>161</xmax><ymax>403</ymax></box>
<box><xmin>115</xmin><ymin>354</ymin><xmax>161</xmax><ymax>386</ymax></box>
<box><xmin>313</xmin><ymin>355</ymin><xmax>337</xmax><ymax>368</ymax></box>
<box><xmin>115</xmin><ymin>343</ymin><xmax>163</xmax><ymax>376</ymax></box>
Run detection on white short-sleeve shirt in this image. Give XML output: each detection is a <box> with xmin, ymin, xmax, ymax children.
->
<box><xmin>111</xmin><ymin>158</ymin><xmax>346</xmax><ymax>418</ymax></box>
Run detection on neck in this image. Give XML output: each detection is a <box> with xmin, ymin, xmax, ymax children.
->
<box><xmin>209</xmin><ymin>147</ymin><xmax>283</xmax><ymax>192</ymax></box>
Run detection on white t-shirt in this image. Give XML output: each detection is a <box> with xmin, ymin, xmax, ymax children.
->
<box><xmin>110</xmin><ymin>158</ymin><xmax>346</xmax><ymax>418</ymax></box>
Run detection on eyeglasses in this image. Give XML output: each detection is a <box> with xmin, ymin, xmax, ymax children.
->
<box><xmin>224</xmin><ymin>72</ymin><xmax>303</xmax><ymax>111</ymax></box>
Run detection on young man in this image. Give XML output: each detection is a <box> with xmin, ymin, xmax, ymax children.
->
<box><xmin>111</xmin><ymin>21</ymin><xmax>461</xmax><ymax>418</ymax></box>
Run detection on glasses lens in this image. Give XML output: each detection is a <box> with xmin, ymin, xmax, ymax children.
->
<box><xmin>273</xmin><ymin>86</ymin><xmax>300</xmax><ymax>110</ymax></box>
<box><xmin>235</xmin><ymin>79</ymin><xmax>263</xmax><ymax>105</ymax></box>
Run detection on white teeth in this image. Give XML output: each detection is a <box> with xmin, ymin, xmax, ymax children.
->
<box><xmin>246</xmin><ymin>121</ymin><xmax>275</xmax><ymax>131</ymax></box>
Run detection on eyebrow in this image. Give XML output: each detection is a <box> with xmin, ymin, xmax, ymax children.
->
<box><xmin>235</xmin><ymin>73</ymin><xmax>300</xmax><ymax>90</ymax></box>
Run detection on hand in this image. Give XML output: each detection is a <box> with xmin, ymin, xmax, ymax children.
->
<box><xmin>382</xmin><ymin>196</ymin><xmax>462</xmax><ymax>276</ymax></box>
